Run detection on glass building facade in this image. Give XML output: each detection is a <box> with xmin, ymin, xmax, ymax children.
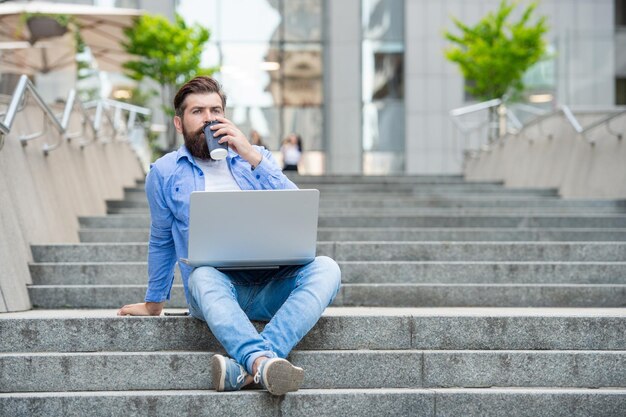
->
<box><xmin>361</xmin><ymin>0</ymin><xmax>405</xmax><ymax>174</ymax></box>
<box><xmin>61</xmin><ymin>0</ymin><xmax>620</xmax><ymax>174</ymax></box>
<box><xmin>181</xmin><ymin>0</ymin><xmax>324</xmax><ymax>162</ymax></box>
<box><xmin>182</xmin><ymin>0</ymin><xmax>408</xmax><ymax>174</ymax></box>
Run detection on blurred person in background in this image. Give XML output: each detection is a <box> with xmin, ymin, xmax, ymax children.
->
<box><xmin>281</xmin><ymin>133</ymin><xmax>302</xmax><ymax>172</ymax></box>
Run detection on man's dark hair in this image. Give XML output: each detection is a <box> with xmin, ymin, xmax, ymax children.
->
<box><xmin>173</xmin><ymin>76</ymin><xmax>227</xmax><ymax>117</ymax></box>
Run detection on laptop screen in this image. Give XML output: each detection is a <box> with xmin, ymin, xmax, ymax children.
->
<box><xmin>185</xmin><ymin>189</ymin><xmax>319</xmax><ymax>268</ymax></box>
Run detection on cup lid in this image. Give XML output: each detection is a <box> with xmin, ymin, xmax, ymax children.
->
<box><xmin>210</xmin><ymin>148</ymin><xmax>228</xmax><ymax>160</ymax></box>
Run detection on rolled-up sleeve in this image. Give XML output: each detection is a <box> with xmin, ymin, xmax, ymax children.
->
<box><xmin>251</xmin><ymin>148</ymin><xmax>298</xmax><ymax>190</ymax></box>
<box><xmin>144</xmin><ymin>165</ymin><xmax>177</xmax><ymax>302</ymax></box>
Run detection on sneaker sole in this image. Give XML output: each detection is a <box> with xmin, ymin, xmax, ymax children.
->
<box><xmin>262</xmin><ymin>359</ymin><xmax>304</xmax><ymax>396</ymax></box>
<box><xmin>211</xmin><ymin>354</ymin><xmax>227</xmax><ymax>391</ymax></box>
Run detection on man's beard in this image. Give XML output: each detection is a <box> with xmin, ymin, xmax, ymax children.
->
<box><xmin>183</xmin><ymin>123</ymin><xmax>212</xmax><ymax>160</ymax></box>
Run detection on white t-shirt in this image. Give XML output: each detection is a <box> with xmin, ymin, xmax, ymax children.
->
<box><xmin>281</xmin><ymin>144</ymin><xmax>301</xmax><ymax>165</ymax></box>
<box><xmin>195</xmin><ymin>158</ymin><xmax>241</xmax><ymax>191</ymax></box>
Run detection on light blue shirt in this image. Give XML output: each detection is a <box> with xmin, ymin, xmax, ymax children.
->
<box><xmin>144</xmin><ymin>145</ymin><xmax>297</xmax><ymax>304</ymax></box>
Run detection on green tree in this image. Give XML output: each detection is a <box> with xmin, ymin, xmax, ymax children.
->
<box><xmin>122</xmin><ymin>13</ymin><xmax>215</xmax><ymax>150</ymax></box>
<box><xmin>444</xmin><ymin>0</ymin><xmax>548</xmax><ymax>101</ymax></box>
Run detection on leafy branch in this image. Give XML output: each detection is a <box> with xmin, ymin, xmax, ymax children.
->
<box><xmin>444</xmin><ymin>0</ymin><xmax>548</xmax><ymax>101</ymax></box>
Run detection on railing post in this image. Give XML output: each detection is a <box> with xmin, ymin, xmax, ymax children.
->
<box><xmin>498</xmin><ymin>104</ymin><xmax>507</xmax><ymax>138</ymax></box>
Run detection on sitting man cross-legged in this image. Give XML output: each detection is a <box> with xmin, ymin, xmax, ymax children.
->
<box><xmin>117</xmin><ymin>76</ymin><xmax>341</xmax><ymax>395</ymax></box>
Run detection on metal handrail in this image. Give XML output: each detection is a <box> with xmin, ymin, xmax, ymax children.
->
<box><xmin>450</xmin><ymin>99</ymin><xmax>508</xmax><ymax>151</ymax></box>
<box><xmin>0</xmin><ymin>75</ymin><xmax>152</xmax><ymax>154</ymax></box>
<box><xmin>0</xmin><ymin>122</ymin><xmax>7</xmax><ymax>151</ymax></box>
<box><xmin>102</xmin><ymin>98</ymin><xmax>152</xmax><ymax>138</ymax></box>
<box><xmin>449</xmin><ymin>98</ymin><xmax>502</xmax><ymax>118</ymax></box>
<box><xmin>61</xmin><ymin>89</ymin><xmax>100</xmax><ymax>144</ymax></box>
<box><xmin>560</xmin><ymin>105</ymin><xmax>583</xmax><ymax>133</ymax></box>
<box><xmin>1</xmin><ymin>75</ymin><xmax>65</xmax><ymax>154</ymax></box>
<box><xmin>516</xmin><ymin>109</ymin><xmax>560</xmax><ymax>142</ymax></box>
<box><xmin>451</xmin><ymin>97</ymin><xmax>626</xmax><ymax>151</ymax></box>
<box><xmin>80</xmin><ymin>100</ymin><xmax>115</xmax><ymax>148</ymax></box>
<box><xmin>560</xmin><ymin>105</ymin><xmax>626</xmax><ymax>144</ymax></box>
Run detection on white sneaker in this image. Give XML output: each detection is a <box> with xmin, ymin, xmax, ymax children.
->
<box><xmin>253</xmin><ymin>358</ymin><xmax>304</xmax><ymax>396</ymax></box>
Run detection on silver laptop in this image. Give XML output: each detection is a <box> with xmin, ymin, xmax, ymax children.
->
<box><xmin>180</xmin><ymin>189</ymin><xmax>319</xmax><ymax>268</ymax></box>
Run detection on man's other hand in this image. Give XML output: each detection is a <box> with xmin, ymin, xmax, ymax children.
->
<box><xmin>117</xmin><ymin>301</ymin><xmax>165</xmax><ymax>316</ymax></box>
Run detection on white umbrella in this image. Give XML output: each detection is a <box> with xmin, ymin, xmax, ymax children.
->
<box><xmin>0</xmin><ymin>35</ymin><xmax>76</xmax><ymax>74</ymax></box>
<box><xmin>0</xmin><ymin>1</ymin><xmax>142</xmax><ymax>74</ymax></box>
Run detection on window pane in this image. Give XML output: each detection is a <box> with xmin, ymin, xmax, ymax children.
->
<box><xmin>617</xmin><ymin>0</ymin><xmax>626</xmax><ymax>27</ymax></box>
<box><xmin>226</xmin><ymin>106</ymin><xmax>281</xmax><ymax>150</ymax></box>
<box><xmin>617</xmin><ymin>78</ymin><xmax>626</xmax><ymax>105</ymax></box>
<box><xmin>179</xmin><ymin>0</ymin><xmax>326</xmax><ymax>169</ymax></box>
<box><xmin>177</xmin><ymin>0</ymin><xmax>220</xmax><ymax>39</ymax></box>
<box><xmin>218</xmin><ymin>0</ymin><xmax>281</xmax><ymax>42</ymax></box>
<box><xmin>281</xmin><ymin>44</ymin><xmax>323</xmax><ymax>106</ymax></box>
<box><xmin>363</xmin><ymin>100</ymin><xmax>405</xmax><ymax>152</ymax></box>
<box><xmin>362</xmin><ymin>0</ymin><xmax>404</xmax><ymax>42</ymax></box>
<box><xmin>282</xmin><ymin>106</ymin><xmax>323</xmax><ymax>151</ymax></box>
<box><xmin>218</xmin><ymin>43</ymin><xmax>280</xmax><ymax>107</ymax></box>
<box><xmin>283</xmin><ymin>0</ymin><xmax>322</xmax><ymax>42</ymax></box>
<box><xmin>363</xmin><ymin>43</ymin><xmax>404</xmax><ymax>101</ymax></box>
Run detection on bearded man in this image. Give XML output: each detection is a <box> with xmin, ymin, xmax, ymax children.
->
<box><xmin>117</xmin><ymin>76</ymin><xmax>341</xmax><ymax>396</ymax></box>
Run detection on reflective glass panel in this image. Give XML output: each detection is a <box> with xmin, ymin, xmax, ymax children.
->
<box><xmin>617</xmin><ymin>78</ymin><xmax>626</xmax><ymax>105</ymax></box>
<box><xmin>362</xmin><ymin>100</ymin><xmax>404</xmax><ymax>152</ymax></box>
<box><xmin>179</xmin><ymin>0</ymin><xmax>326</xmax><ymax>170</ymax></box>
<box><xmin>283</xmin><ymin>0</ymin><xmax>323</xmax><ymax>42</ymax></box>
<box><xmin>617</xmin><ymin>0</ymin><xmax>626</xmax><ymax>27</ymax></box>
<box><xmin>218</xmin><ymin>43</ymin><xmax>281</xmax><ymax>107</ymax></box>
<box><xmin>281</xmin><ymin>43</ymin><xmax>323</xmax><ymax>106</ymax></box>
<box><xmin>229</xmin><ymin>0</ymin><xmax>281</xmax><ymax>42</ymax></box>
<box><xmin>282</xmin><ymin>106</ymin><xmax>323</xmax><ymax>151</ymax></box>
<box><xmin>362</xmin><ymin>42</ymin><xmax>404</xmax><ymax>101</ymax></box>
<box><xmin>226</xmin><ymin>105</ymin><xmax>281</xmax><ymax>150</ymax></box>
<box><xmin>362</xmin><ymin>0</ymin><xmax>404</xmax><ymax>42</ymax></box>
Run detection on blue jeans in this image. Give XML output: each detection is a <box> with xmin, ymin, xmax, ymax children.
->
<box><xmin>187</xmin><ymin>256</ymin><xmax>341</xmax><ymax>375</ymax></box>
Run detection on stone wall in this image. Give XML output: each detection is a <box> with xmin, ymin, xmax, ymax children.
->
<box><xmin>0</xmin><ymin>105</ymin><xmax>144</xmax><ymax>312</ymax></box>
<box><xmin>464</xmin><ymin>112</ymin><xmax>626</xmax><ymax>199</ymax></box>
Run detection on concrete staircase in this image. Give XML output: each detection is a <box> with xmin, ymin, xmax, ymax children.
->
<box><xmin>2</xmin><ymin>175</ymin><xmax>626</xmax><ymax>416</ymax></box>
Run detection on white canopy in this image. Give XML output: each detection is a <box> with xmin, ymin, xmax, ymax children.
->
<box><xmin>0</xmin><ymin>1</ymin><xmax>143</xmax><ymax>74</ymax></box>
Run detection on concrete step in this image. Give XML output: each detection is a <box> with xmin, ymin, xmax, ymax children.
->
<box><xmin>318</xmin><ymin>215</ymin><xmax>626</xmax><ymax>228</ymax></box>
<box><xmin>336</xmin><ymin>284</ymin><xmax>626</xmax><ymax>308</ymax></box>
<box><xmin>121</xmin><ymin>192</ymin><xmax>567</xmax><ymax>206</ymax></box>
<box><xmin>317</xmin><ymin>228</ymin><xmax>626</xmax><ymax>242</ymax></box>
<box><xmin>27</xmin><ymin>283</ymin><xmax>626</xmax><ymax>308</ymax></box>
<box><xmin>78</xmin><ymin>214</ymin><xmax>626</xmax><ymax>229</ymax></box>
<box><xmin>120</xmin><ymin>188</ymin><xmax>559</xmax><ymax>202</ymax></box>
<box><xmin>107</xmin><ymin>206</ymin><xmax>626</xmax><ymax>215</ymax></box>
<box><xmin>106</xmin><ymin>197</ymin><xmax>626</xmax><ymax>210</ymax></box>
<box><xmin>29</xmin><ymin>261</ymin><xmax>626</xmax><ymax>285</ymax></box>
<box><xmin>78</xmin><ymin>227</ymin><xmax>626</xmax><ymax>243</ymax></box>
<box><xmin>305</xmin><ymin>186</ymin><xmax>558</xmax><ymax>196</ymax></box>
<box><xmin>287</xmin><ymin>174</ymin><xmax>469</xmax><ymax>183</ymax></box>
<box><xmin>3</xmin><ymin>388</ymin><xmax>625</xmax><ymax>417</ymax></box>
<box><xmin>302</xmin><ymin>183</ymin><xmax>532</xmax><ymax>192</ymax></box>
<box><xmin>30</xmin><ymin>242</ymin><xmax>626</xmax><ymax>263</ymax></box>
<box><xmin>314</xmin><ymin>197</ymin><xmax>626</xmax><ymax>209</ymax></box>
<box><xmin>340</xmin><ymin>261</ymin><xmax>626</xmax><ymax>284</ymax></box>
<box><xmin>123</xmin><ymin>182</ymin><xmax>543</xmax><ymax>192</ymax></box>
<box><xmin>2</xmin><ymin>308</ymin><xmax>625</xmax><ymax>352</ymax></box>
<box><xmin>1</xmin><ymin>349</ymin><xmax>625</xmax><ymax>393</ymax></box>
<box><xmin>13</xmin><ymin>171</ymin><xmax>626</xmax><ymax>415</ymax></box>
<box><xmin>123</xmin><ymin>183</ymin><xmax>557</xmax><ymax>194</ymax></box>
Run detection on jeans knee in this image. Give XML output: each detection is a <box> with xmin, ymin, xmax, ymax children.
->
<box><xmin>316</xmin><ymin>256</ymin><xmax>342</xmax><ymax>294</ymax></box>
<box><xmin>188</xmin><ymin>266</ymin><xmax>225</xmax><ymax>294</ymax></box>
<box><xmin>188</xmin><ymin>267</ymin><xmax>207</xmax><ymax>293</ymax></box>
